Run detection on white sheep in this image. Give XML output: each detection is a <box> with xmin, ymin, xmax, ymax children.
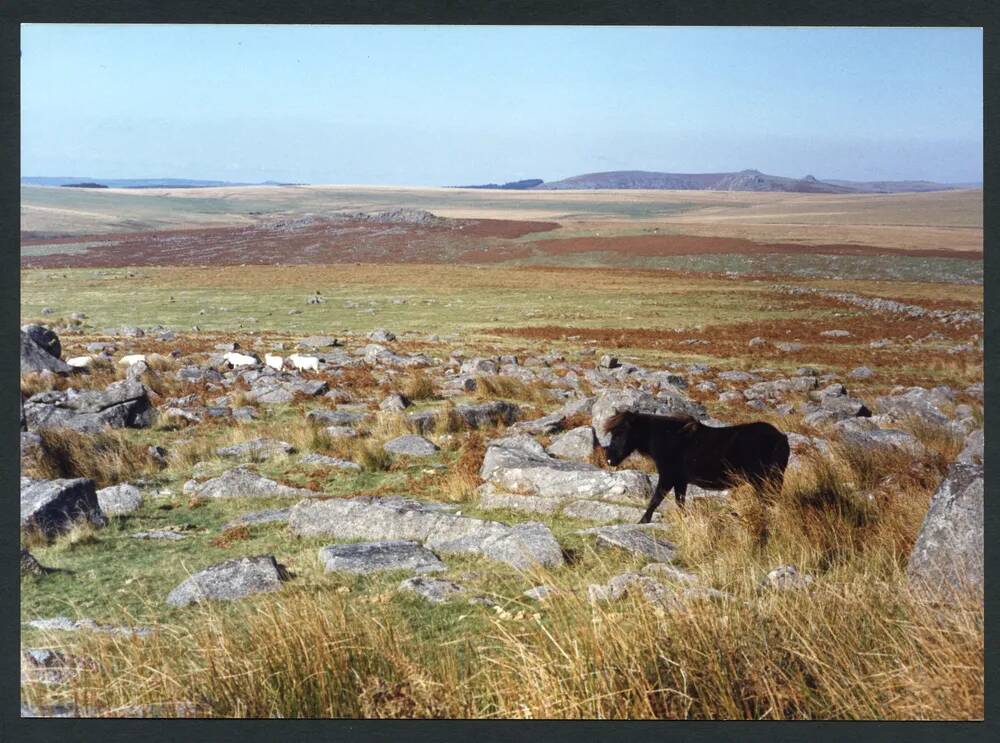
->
<box><xmin>224</xmin><ymin>351</ymin><xmax>259</xmax><ymax>368</ymax></box>
<box><xmin>265</xmin><ymin>353</ymin><xmax>284</xmax><ymax>370</ymax></box>
<box><xmin>66</xmin><ymin>356</ymin><xmax>93</xmax><ymax>369</ymax></box>
<box><xmin>288</xmin><ymin>353</ymin><xmax>320</xmax><ymax>372</ymax></box>
<box><xmin>119</xmin><ymin>354</ymin><xmax>147</xmax><ymax>366</ymax></box>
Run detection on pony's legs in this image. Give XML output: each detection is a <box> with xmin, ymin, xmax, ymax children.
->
<box><xmin>640</xmin><ymin>482</ymin><xmax>672</xmax><ymax>523</ymax></box>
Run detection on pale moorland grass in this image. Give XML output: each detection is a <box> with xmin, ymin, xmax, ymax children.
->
<box><xmin>21</xmin><ymin>436</ymin><xmax>983</xmax><ymax>720</ymax></box>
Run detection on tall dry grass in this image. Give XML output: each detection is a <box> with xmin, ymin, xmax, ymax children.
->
<box><xmin>24</xmin><ymin>427</ymin><xmax>161</xmax><ymax>488</ymax></box>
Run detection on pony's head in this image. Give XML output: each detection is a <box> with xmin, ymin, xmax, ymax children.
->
<box><xmin>602</xmin><ymin>411</ymin><xmax>638</xmax><ymax>467</ymax></box>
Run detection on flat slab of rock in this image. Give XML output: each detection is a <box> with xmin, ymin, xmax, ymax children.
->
<box><xmin>546</xmin><ymin>426</ymin><xmax>596</xmax><ymax>461</ymax></box>
<box><xmin>398</xmin><ymin>576</ymin><xmax>465</xmax><ymax>604</ymax></box>
<box><xmin>384</xmin><ymin>435</ymin><xmax>439</xmax><ymax>457</ymax></box>
<box><xmin>21</xmin><ymin>477</ymin><xmax>105</xmax><ymax>537</ymax></box>
<box><xmin>96</xmin><ymin>483</ymin><xmax>143</xmax><ymax>516</ymax></box>
<box><xmin>578</xmin><ymin>524</ymin><xmax>677</xmax><ymax>560</ymax></box>
<box><xmin>216</xmin><ymin>437</ymin><xmax>295</xmax><ymax>462</ymax></box>
<box><xmin>193</xmin><ymin>467</ymin><xmax>315</xmax><ymax>499</ymax></box>
<box><xmin>907</xmin><ymin>462</ymin><xmax>983</xmax><ymax>599</ymax></box>
<box><xmin>25</xmin><ymin>616</ymin><xmax>153</xmax><ymax>637</ymax></box>
<box><xmin>223</xmin><ymin>508</ymin><xmax>293</xmax><ymax>530</ymax></box>
<box><xmin>299</xmin><ymin>453</ymin><xmax>362</xmax><ymax>471</ymax></box>
<box><xmin>480</xmin><ymin>438</ymin><xmax>651</xmax><ymax>502</ymax></box>
<box><xmin>289</xmin><ymin>497</ymin><xmax>564</xmax><ymax>569</ymax></box>
<box><xmin>318</xmin><ymin>540</ymin><xmax>446</xmax><ymax>574</ymax></box>
<box><xmin>23</xmin><ymin>379</ymin><xmax>155</xmax><ymax>432</ymax></box>
<box><xmin>166</xmin><ymin>555</ymin><xmax>287</xmax><ymax>607</ymax></box>
<box><xmin>591</xmin><ymin>388</ymin><xmax>706</xmax><ymax>447</ymax></box>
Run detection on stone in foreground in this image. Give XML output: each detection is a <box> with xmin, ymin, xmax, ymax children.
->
<box><xmin>193</xmin><ymin>467</ymin><xmax>315</xmax><ymax>499</ymax></box>
<box><xmin>20</xmin><ymin>477</ymin><xmax>105</xmax><ymax>538</ymax></box>
<box><xmin>383</xmin><ymin>435</ymin><xmax>440</xmax><ymax>457</ymax></box>
<box><xmin>907</xmin><ymin>461</ymin><xmax>984</xmax><ymax>600</ymax></box>
<box><xmin>96</xmin><ymin>483</ymin><xmax>143</xmax><ymax>516</ymax></box>
<box><xmin>578</xmin><ymin>524</ymin><xmax>677</xmax><ymax>560</ymax></box>
<box><xmin>216</xmin><ymin>437</ymin><xmax>295</xmax><ymax>462</ymax></box>
<box><xmin>289</xmin><ymin>497</ymin><xmax>564</xmax><ymax>569</ymax></box>
<box><xmin>166</xmin><ymin>555</ymin><xmax>288</xmax><ymax>607</ymax></box>
<box><xmin>318</xmin><ymin>540</ymin><xmax>446</xmax><ymax>574</ymax></box>
<box><xmin>398</xmin><ymin>576</ymin><xmax>465</xmax><ymax>604</ymax></box>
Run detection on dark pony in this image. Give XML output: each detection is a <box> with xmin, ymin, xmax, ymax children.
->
<box><xmin>602</xmin><ymin>412</ymin><xmax>790</xmax><ymax>523</ymax></box>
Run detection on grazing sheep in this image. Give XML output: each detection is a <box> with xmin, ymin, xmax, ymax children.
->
<box><xmin>119</xmin><ymin>354</ymin><xmax>147</xmax><ymax>366</ymax></box>
<box><xmin>265</xmin><ymin>354</ymin><xmax>284</xmax><ymax>370</ymax></box>
<box><xmin>288</xmin><ymin>354</ymin><xmax>320</xmax><ymax>372</ymax></box>
<box><xmin>224</xmin><ymin>351</ymin><xmax>259</xmax><ymax>368</ymax></box>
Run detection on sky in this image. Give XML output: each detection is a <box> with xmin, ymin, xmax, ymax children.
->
<box><xmin>21</xmin><ymin>25</ymin><xmax>983</xmax><ymax>185</ymax></box>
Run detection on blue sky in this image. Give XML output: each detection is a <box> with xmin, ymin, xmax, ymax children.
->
<box><xmin>21</xmin><ymin>25</ymin><xmax>983</xmax><ymax>185</ymax></box>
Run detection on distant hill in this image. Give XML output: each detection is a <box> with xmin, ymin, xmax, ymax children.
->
<box><xmin>457</xmin><ymin>179</ymin><xmax>545</xmax><ymax>190</ymax></box>
<box><xmin>22</xmin><ymin>177</ymin><xmax>304</xmax><ymax>189</ymax></box>
<box><xmin>451</xmin><ymin>170</ymin><xmax>977</xmax><ymax>194</ymax></box>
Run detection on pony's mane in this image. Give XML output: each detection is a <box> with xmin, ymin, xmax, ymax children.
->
<box><xmin>602</xmin><ymin>410</ymin><xmax>697</xmax><ymax>435</ymax></box>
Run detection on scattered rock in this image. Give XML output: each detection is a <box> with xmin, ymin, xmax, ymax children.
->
<box><xmin>96</xmin><ymin>483</ymin><xmax>143</xmax><ymax>516</ymax></box>
<box><xmin>193</xmin><ymin>467</ymin><xmax>315</xmax><ymax>499</ymax></box>
<box><xmin>216</xmin><ymin>437</ymin><xmax>295</xmax><ymax>462</ymax></box>
<box><xmin>384</xmin><ymin>434</ymin><xmax>440</xmax><ymax>457</ymax></box>
<box><xmin>907</xmin><ymin>461</ymin><xmax>983</xmax><ymax>599</ymax></box>
<box><xmin>578</xmin><ymin>524</ymin><xmax>677</xmax><ymax>560</ymax></box>
<box><xmin>20</xmin><ymin>477</ymin><xmax>105</xmax><ymax>538</ymax></box>
<box><xmin>398</xmin><ymin>576</ymin><xmax>465</xmax><ymax>604</ymax></box>
<box><xmin>23</xmin><ymin>379</ymin><xmax>155</xmax><ymax>432</ymax></box>
<box><xmin>546</xmin><ymin>425</ymin><xmax>596</xmax><ymax>461</ymax></box>
<box><xmin>289</xmin><ymin>497</ymin><xmax>564</xmax><ymax>569</ymax></box>
<box><xmin>166</xmin><ymin>555</ymin><xmax>288</xmax><ymax>607</ymax></box>
<box><xmin>318</xmin><ymin>541</ymin><xmax>446</xmax><ymax>574</ymax></box>
<box><xmin>761</xmin><ymin>565</ymin><xmax>814</xmax><ymax>591</ymax></box>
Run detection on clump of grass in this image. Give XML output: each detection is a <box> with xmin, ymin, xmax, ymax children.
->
<box><xmin>210</xmin><ymin>525</ymin><xmax>251</xmax><ymax>549</ymax></box>
<box><xmin>401</xmin><ymin>371</ymin><xmax>436</xmax><ymax>401</ymax></box>
<box><xmin>474</xmin><ymin>375</ymin><xmax>555</xmax><ymax>406</ymax></box>
<box><xmin>25</xmin><ymin>427</ymin><xmax>160</xmax><ymax>488</ymax></box>
<box><xmin>438</xmin><ymin>432</ymin><xmax>486</xmax><ymax>503</ymax></box>
<box><xmin>351</xmin><ymin>440</ymin><xmax>393</xmax><ymax>472</ymax></box>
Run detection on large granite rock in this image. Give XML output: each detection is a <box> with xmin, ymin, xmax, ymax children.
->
<box><xmin>875</xmin><ymin>387</ymin><xmax>953</xmax><ymax>426</ymax></box>
<box><xmin>407</xmin><ymin>400</ymin><xmax>521</xmax><ymax>434</ymax></box>
<box><xmin>546</xmin><ymin>426</ymin><xmax>596</xmax><ymax>461</ymax></box>
<box><xmin>20</xmin><ymin>477</ymin><xmax>105</xmax><ymax>538</ymax></box>
<box><xmin>907</xmin><ymin>462</ymin><xmax>984</xmax><ymax>599</ymax></box>
<box><xmin>95</xmin><ymin>483</ymin><xmax>143</xmax><ymax>516</ymax></box>
<box><xmin>21</xmin><ymin>328</ymin><xmax>71</xmax><ymax>375</ymax></box>
<box><xmin>166</xmin><ymin>555</ymin><xmax>287</xmax><ymax>607</ymax></box>
<box><xmin>480</xmin><ymin>436</ymin><xmax>652</xmax><ymax>502</ymax></box>
<box><xmin>383</xmin><ymin>435</ymin><xmax>439</xmax><ymax>457</ymax></box>
<box><xmin>23</xmin><ymin>379</ymin><xmax>155</xmax><ymax>432</ymax></box>
<box><xmin>591</xmin><ymin>388</ymin><xmax>705</xmax><ymax>447</ymax></box>
<box><xmin>288</xmin><ymin>497</ymin><xmax>564</xmax><ymax>569</ymax></box>
<box><xmin>193</xmin><ymin>467</ymin><xmax>315</xmax><ymax>499</ymax></box>
<box><xmin>578</xmin><ymin>524</ymin><xmax>677</xmax><ymax>560</ymax></box>
<box><xmin>318</xmin><ymin>541</ymin><xmax>446</xmax><ymax>574</ymax></box>
<box><xmin>216</xmin><ymin>437</ymin><xmax>295</xmax><ymax>462</ymax></box>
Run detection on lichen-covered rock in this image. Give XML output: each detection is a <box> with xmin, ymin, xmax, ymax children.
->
<box><xmin>216</xmin><ymin>437</ymin><xmax>295</xmax><ymax>462</ymax></box>
<box><xmin>166</xmin><ymin>555</ymin><xmax>287</xmax><ymax>607</ymax></box>
<box><xmin>546</xmin><ymin>425</ymin><xmax>596</xmax><ymax>461</ymax></box>
<box><xmin>318</xmin><ymin>541</ymin><xmax>446</xmax><ymax>574</ymax></box>
<box><xmin>289</xmin><ymin>497</ymin><xmax>564</xmax><ymax>569</ymax></box>
<box><xmin>96</xmin><ymin>483</ymin><xmax>143</xmax><ymax>516</ymax></box>
<box><xmin>907</xmin><ymin>462</ymin><xmax>983</xmax><ymax>599</ymax></box>
<box><xmin>578</xmin><ymin>524</ymin><xmax>677</xmax><ymax>560</ymax></box>
<box><xmin>383</xmin><ymin>435</ymin><xmax>439</xmax><ymax>457</ymax></box>
<box><xmin>398</xmin><ymin>576</ymin><xmax>465</xmax><ymax>604</ymax></box>
<box><xmin>591</xmin><ymin>388</ymin><xmax>705</xmax><ymax>446</ymax></box>
<box><xmin>21</xmin><ymin>328</ymin><xmax>71</xmax><ymax>375</ymax></box>
<box><xmin>23</xmin><ymin>379</ymin><xmax>155</xmax><ymax>432</ymax></box>
<box><xmin>480</xmin><ymin>438</ymin><xmax>651</xmax><ymax>502</ymax></box>
<box><xmin>193</xmin><ymin>467</ymin><xmax>315</xmax><ymax>499</ymax></box>
<box><xmin>20</xmin><ymin>477</ymin><xmax>105</xmax><ymax>537</ymax></box>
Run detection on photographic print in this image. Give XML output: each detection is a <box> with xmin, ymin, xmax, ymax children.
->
<box><xmin>19</xmin><ymin>24</ymin><xmax>983</xmax><ymax>719</ymax></box>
